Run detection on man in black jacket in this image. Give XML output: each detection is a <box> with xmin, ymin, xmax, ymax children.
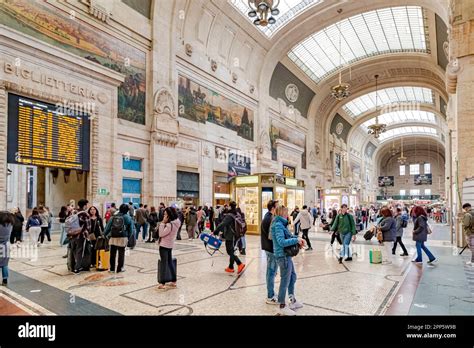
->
<box><xmin>261</xmin><ymin>200</ymin><xmax>279</xmax><ymax>305</ymax></box>
<box><xmin>213</xmin><ymin>201</ymin><xmax>245</xmax><ymax>275</ymax></box>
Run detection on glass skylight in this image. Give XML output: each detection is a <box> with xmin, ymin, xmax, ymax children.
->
<box><xmin>344</xmin><ymin>87</ymin><xmax>434</xmax><ymax>118</ymax></box>
<box><xmin>378</xmin><ymin>126</ymin><xmax>437</xmax><ymax>141</ymax></box>
<box><xmin>229</xmin><ymin>0</ymin><xmax>321</xmax><ymax>37</ymax></box>
<box><xmin>362</xmin><ymin>111</ymin><xmax>437</xmax><ymax>128</ymax></box>
<box><xmin>288</xmin><ymin>6</ymin><xmax>428</xmax><ymax>83</ymax></box>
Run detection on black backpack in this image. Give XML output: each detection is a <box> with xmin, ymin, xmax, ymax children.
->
<box><xmin>110</xmin><ymin>215</ymin><xmax>125</xmax><ymax>238</ymax></box>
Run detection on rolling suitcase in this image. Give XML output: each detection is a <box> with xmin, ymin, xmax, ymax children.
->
<box><xmin>364</xmin><ymin>230</ymin><xmax>374</xmax><ymax>240</ymax></box>
<box><xmin>157</xmin><ymin>257</ymin><xmax>177</xmax><ymax>284</ymax></box>
<box><xmin>96</xmin><ymin>249</ymin><xmax>110</xmax><ymax>271</ymax></box>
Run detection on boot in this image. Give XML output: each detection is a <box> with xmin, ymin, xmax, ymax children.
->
<box><xmin>240</xmin><ymin>248</ymin><xmax>246</xmax><ymax>255</ymax></box>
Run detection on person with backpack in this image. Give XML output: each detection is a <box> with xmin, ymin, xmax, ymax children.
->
<box><xmin>213</xmin><ymin>201</ymin><xmax>246</xmax><ymax>275</ymax></box>
<box><xmin>462</xmin><ymin>203</ymin><xmax>474</xmax><ymax>266</ymax></box>
<box><xmin>104</xmin><ymin>203</ymin><xmax>135</xmax><ymax>273</ymax></box>
<box><xmin>236</xmin><ymin>207</ymin><xmax>247</xmax><ymax>255</ymax></box>
<box><xmin>67</xmin><ymin>199</ymin><xmax>91</xmax><ymax>274</ymax></box>
<box><xmin>261</xmin><ymin>200</ymin><xmax>279</xmax><ymax>305</ymax></box>
<box><xmin>412</xmin><ymin>206</ymin><xmax>437</xmax><ymax>265</ymax></box>
<box><xmin>26</xmin><ymin>208</ymin><xmax>42</xmax><ymax>247</ymax></box>
<box><xmin>293</xmin><ymin>205</ymin><xmax>313</xmax><ymax>250</ymax></box>
<box><xmin>330</xmin><ymin>204</ymin><xmax>356</xmax><ymax>263</ymax></box>
<box><xmin>104</xmin><ymin>203</ymin><xmax>117</xmax><ymax>224</ymax></box>
<box><xmin>393</xmin><ymin>207</ymin><xmax>409</xmax><ymax>256</ymax></box>
<box><xmin>134</xmin><ymin>204</ymin><xmax>148</xmax><ymax>242</ymax></box>
<box><xmin>156</xmin><ymin>207</ymin><xmax>180</xmax><ymax>290</ymax></box>
<box><xmin>271</xmin><ymin>205</ymin><xmax>305</xmax><ymax>316</ymax></box>
<box><xmin>311</xmin><ymin>205</ymin><xmax>318</xmax><ymax>226</ymax></box>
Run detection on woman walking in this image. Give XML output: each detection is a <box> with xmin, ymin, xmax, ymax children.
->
<box><xmin>271</xmin><ymin>206</ymin><xmax>304</xmax><ymax>316</ymax></box>
<box><xmin>157</xmin><ymin>207</ymin><xmax>180</xmax><ymax>290</ymax></box>
<box><xmin>88</xmin><ymin>206</ymin><xmax>104</xmax><ymax>268</ymax></box>
<box><xmin>393</xmin><ymin>207</ymin><xmax>409</xmax><ymax>256</ymax></box>
<box><xmin>412</xmin><ymin>206</ymin><xmax>437</xmax><ymax>265</ymax></box>
<box><xmin>10</xmin><ymin>207</ymin><xmax>24</xmax><ymax>245</ymax></box>
<box><xmin>293</xmin><ymin>205</ymin><xmax>313</xmax><ymax>250</ymax></box>
<box><xmin>26</xmin><ymin>208</ymin><xmax>42</xmax><ymax>247</ymax></box>
<box><xmin>38</xmin><ymin>206</ymin><xmax>51</xmax><ymax>244</ymax></box>
<box><xmin>378</xmin><ymin>207</ymin><xmax>396</xmax><ymax>246</ymax></box>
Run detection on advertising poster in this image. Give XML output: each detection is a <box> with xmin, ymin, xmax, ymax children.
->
<box><xmin>335</xmin><ymin>153</ymin><xmax>341</xmax><ymax>177</ymax></box>
<box><xmin>414</xmin><ymin>174</ymin><xmax>432</xmax><ymax>185</ymax></box>
<box><xmin>378</xmin><ymin>176</ymin><xmax>395</xmax><ymax>187</ymax></box>
<box><xmin>228</xmin><ymin>150</ymin><xmax>251</xmax><ymax>181</ymax></box>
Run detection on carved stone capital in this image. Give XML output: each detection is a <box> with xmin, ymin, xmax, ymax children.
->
<box><xmin>152</xmin><ymin>130</ymin><xmax>178</xmax><ymax>147</ymax></box>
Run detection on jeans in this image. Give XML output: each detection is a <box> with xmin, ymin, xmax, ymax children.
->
<box><xmin>340</xmin><ymin>232</ymin><xmax>352</xmax><ymax>258</ymax></box>
<box><xmin>467</xmin><ymin>235</ymin><xmax>474</xmax><ymax>263</ymax></box>
<box><xmin>159</xmin><ymin>246</ymin><xmax>176</xmax><ymax>284</ymax></box>
<box><xmin>265</xmin><ymin>251</ymin><xmax>278</xmax><ymax>299</ymax></box>
<box><xmin>238</xmin><ymin>236</ymin><xmax>247</xmax><ymax>251</ymax></box>
<box><xmin>225</xmin><ymin>239</ymin><xmax>242</xmax><ymax>269</ymax></box>
<box><xmin>294</xmin><ymin>223</ymin><xmax>300</xmax><ymax>236</ymax></box>
<box><xmin>415</xmin><ymin>241</ymin><xmax>435</xmax><ymax>262</ymax></box>
<box><xmin>59</xmin><ymin>223</ymin><xmax>67</xmax><ymax>246</ymax></box>
<box><xmin>313</xmin><ymin>215</ymin><xmax>317</xmax><ymax>225</ymax></box>
<box><xmin>301</xmin><ymin>228</ymin><xmax>311</xmax><ymax>248</ymax></box>
<box><xmin>110</xmin><ymin>245</ymin><xmax>125</xmax><ymax>272</ymax></box>
<box><xmin>70</xmin><ymin>237</ymin><xmax>86</xmax><ymax>272</ymax></box>
<box><xmin>277</xmin><ymin>256</ymin><xmax>297</xmax><ymax>304</ymax></box>
<box><xmin>176</xmin><ymin>223</ymin><xmax>183</xmax><ymax>240</ymax></box>
<box><xmin>1</xmin><ymin>266</ymin><xmax>8</xmax><ymax>280</ymax></box>
<box><xmin>392</xmin><ymin>236</ymin><xmax>408</xmax><ymax>254</ymax></box>
<box><xmin>135</xmin><ymin>223</ymin><xmax>148</xmax><ymax>241</ymax></box>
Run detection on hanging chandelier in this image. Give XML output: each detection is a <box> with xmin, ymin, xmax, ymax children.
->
<box><xmin>331</xmin><ymin>10</ymin><xmax>351</xmax><ymax>101</ymax></box>
<box><xmin>247</xmin><ymin>0</ymin><xmax>280</xmax><ymax>26</ymax></box>
<box><xmin>397</xmin><ymin>138</ymin><xmax>407</xmax><ymax>165</ymax></box>
<box><xmin>367</xmin><ymin>74</ymin><xmax>386</xmax><ymax>138</ymax></box>
<box><xmin>390</xmin><ymin>141</ymin><xmax>398</xmax><ymax>156</ymax></box>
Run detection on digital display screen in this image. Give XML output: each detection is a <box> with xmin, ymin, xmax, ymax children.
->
<box><xmin>7</xmin><ymin>94</ymin><xmax>90</xmax><ymax>171</ymax></box>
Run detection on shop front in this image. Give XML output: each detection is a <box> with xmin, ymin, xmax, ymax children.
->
<box><xmin>213</xmin><ymin>172</ymin><xmax>230</xmax><ymax>207</ymax></box>
<box><xmin>177</xmin><ymin>171</ymin><xmax>199</xmax><ymax>207</ymax></box>
<box><xmin>230</xmin><ymin>173</ymin><xmax>305</xmax><ymax>234</ymax></box>
<box><xmin>323</xmin><ymin>187</ymin><xmax>356</xmax><ymax>210</ymax></box>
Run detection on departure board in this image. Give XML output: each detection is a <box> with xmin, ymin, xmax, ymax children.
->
<box><xmin>7</xmin><ymin>94</ymin><xmax>90</xmax><ymax>171</ymax></box>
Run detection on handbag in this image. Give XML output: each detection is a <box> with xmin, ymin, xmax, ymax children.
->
<box><xmin>127</xmin><ymin>232</ymin><xmax>136</xmax><ymax>248</ymax></box>
<box><xmin>284</xmin><ymin>243</ymin><xmax>300</xmax><ymax>257</ymax></box>
<box><xmin>376</xmin><ymin>228</ymin><xmax>383</xmax><ymax>242</ymax></box>
<box><xmin>95</xmin><ymin>236</ymin><xmax>109</xmax><ymax>250</ymax></box>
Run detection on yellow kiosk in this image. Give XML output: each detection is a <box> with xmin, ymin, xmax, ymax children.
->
<box><xmin>230</xmin><ymin>173</ymin><xmax>305</xmax><ymax>234</ymax></box>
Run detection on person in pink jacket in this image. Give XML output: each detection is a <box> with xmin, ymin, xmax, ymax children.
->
<box><xmin>157</xmin><ymin>207</ymin><xmax>180</xmax><ymax>290</ymax></box>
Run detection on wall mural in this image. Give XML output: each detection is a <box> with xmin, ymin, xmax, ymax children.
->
<box><xmin>269</xmin><ymin>119</ymin><xmax>306</xmax><ymax>168</ymax></box>
<box><xmin>178</xmin><ymin>75</ymin><xmax>254</xmax><ymax>141</ymax></box>
<box><xmin>0</xmin><ymin>0</ymin><xmax>147</xmax><ymax>124</ymax></box>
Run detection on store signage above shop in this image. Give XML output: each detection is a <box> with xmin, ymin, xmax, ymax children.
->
<box><xmin>283</xmin><ymin>165</ymin><xmax>296</xmax><ymax>178</ymax></box>
<box><xmin>325</xmin><ymin>189</ymin><xmax>341</xmax><ymax>195</ymax></box>
<box><xmin>236</xmin><ymin>175</ymin><xmax>258</xmax><ymax>185</ymax></box>
<box><xmin>3</xmin><ymin>61</ymin><xmax>108</xmax><ymax>104</ymax></box>
<box><xmin>285</xmin><ymin>178</ymin><xmax>297</xmax><ymax>187</ymax></box>
<box><xmin>7</xmin><ymin>94</ymin><xmax>90</xmax><ymax>171</ymax></box>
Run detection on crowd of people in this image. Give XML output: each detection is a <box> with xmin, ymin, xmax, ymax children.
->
<box><xmin>1</xmin><ymin>198</ymin><xmax>473</xmax><ymax>317</ymax></box>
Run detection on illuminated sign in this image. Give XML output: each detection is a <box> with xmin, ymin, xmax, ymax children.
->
<box><xmin>283</xmin><ymin>165</ymin><xmax>296</xmax><ymax>178</ymax></box>
<box><xmin>7</xmin><ymin>94</ymin><xmax>90</xmax><ymax>170</ymax></box>
<box><xmin>236</xmin><ymin>175</ymin><xmax>258</xmax><ymax>185</ymax></box>
<box><xmin>285</xmin><ymin>178</ymin><xmax>297</xmax><ymax>187</ymax></box>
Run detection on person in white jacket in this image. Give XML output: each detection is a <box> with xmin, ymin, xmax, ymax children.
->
<box><xmin>293</xmin><ymin>205</ymin><xmax>313</xmax><ymax>250</ymax></box>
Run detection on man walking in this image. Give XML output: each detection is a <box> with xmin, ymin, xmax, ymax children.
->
<box><xmin>330</xmin><ymin>204</ymin><xmax>356</xmax><ymax>264</ymax></box>
<box><xmin>261</xmin><ymin>200</ymin><xmax>279</xmax><ymax>304</ymax></box>
<box><xmin>68</xmin><ymin>199</ymin><xmax>91</xmax><ymax>274</ymax></box>
<box><xmin>462</xmin><ymin>203</ymin><xmax>474</xmax><ymax>266</ymax></box>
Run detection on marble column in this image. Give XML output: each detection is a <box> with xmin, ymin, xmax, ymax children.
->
<box><xmin>447</xmin><ymin>0</ymin><xmax>474</xmax><ymax>245</ymax></box>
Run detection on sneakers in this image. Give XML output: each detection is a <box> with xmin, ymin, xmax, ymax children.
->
<box><xmin>289</xmin><ymin>296</ymin><xmax>304</xmax><ymax>310</ymax></box>
<box><xmin>427</xmin><ymin>259</ymin><xmax>438</xmax><ymax>265</ymax></box>
<box><xmin>411</xmin><ymin>259</ymin><xmax>423</xmax><ymax>264</ymax></box>
<box><xmin>400</xmin><ymin>253</ymin><xmax>409</xmax><ymax>257</ymax></box>
<box><xmin>240</xmin><ymin>248</ymin><xmax>246</xmax><ymax>255</ymax></box>
<box><xmin>2</xmin><ymin>278</ymin><xmax>7</xmax><ymax>286</ymax></box>
<box><xmin>225</xmin><ymin>267</ymin><xmax>234</xmax><ymax>274</ymax></box>
<box><xmin>338</xmin><ymin>257</ymin><xmax>343</xmax><ymax>264</ymax></box>
<box><xmin>344</xmin><ymin>257</ymin><xmax>353</xmax><ymax>262</ymax></box>
<box><xmin>266</xmin><ymin>296</ymin><xmax>279</xmax><ymax>305</ymax></box>
<box><xmin>62</xmin><ymin>254</ymin><xmax>68</xmax><ymax>258</ymax></box>
<box><xmin>237</xmin><ymin>263</ymin><xmax>246</xmax><ymax>274</ymax></box>
<box><xmin>279</xmin><ymin>305</ymin><xmax>296</xmax><ymax>316</ymax></box>
<box><xmin>466</xmin><ymin>261</ymin><xmax>473</xmax><ymax>266</ymax></box>
<box><xmin>306</xmin><ymin>247</ymin><xmax>313</xmax><ymax>251</ymax></box>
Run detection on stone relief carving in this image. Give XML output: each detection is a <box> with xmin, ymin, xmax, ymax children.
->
<box><xmin>258</xmin><ymin>129</ymin><xmax>271</xmax><ymax>154</ymax></box>
<box><xmin>232</xmin><ymin>72</ymin><xmax>238</xmax><ymax>83</ymax></box>
<box><xmin>154</xmin><ymin>87</ymin><xmax>176</xmax><ymax>119</ymax></box>
<box><xmin>185</xmin><ymin>43</ymin><xmax>193</xmax><ymax>57</ymax></box>
<box><xmin>88</xmin><ymin>0</ymin><xmax>112</xmax><ymax>22</ymax></box>
<box><xmin>211</xmin><ymin>59</ymin><xmax>217</xmax><ymax>72</ymax></box>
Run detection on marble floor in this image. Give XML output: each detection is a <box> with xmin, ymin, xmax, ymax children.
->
<box><xmin>1</xmin><ymin>222</ymin><xmax>471</xmax><ymax>316</ymax></box>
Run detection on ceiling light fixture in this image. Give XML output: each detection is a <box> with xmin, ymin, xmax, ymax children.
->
<box><xmin>331</xmin><ymin>9</ymin><xmax>351</xmax><ymax>101</ymax></box>
<box><xmin>247</xmin><ymin>0</ymin><xmax>280</xmax><ymax>27</ymax></box>
<box><xmin>367</xmin><ymin>74</ymin><xmax>387</xmax><ymax>138</ymax></box>
<box><xmin>397</xmin><ymin>138</ymin><xmax>407</xmax><ymax>165</ymax></box>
